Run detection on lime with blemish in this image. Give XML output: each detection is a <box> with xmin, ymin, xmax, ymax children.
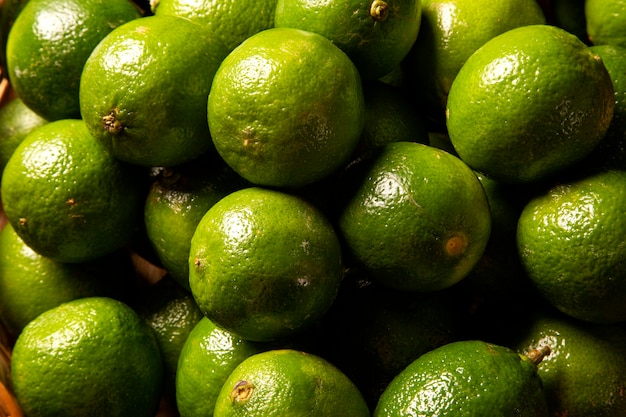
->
<box><xmin>337</xmin><ymin>141</ymin><xmax>491</xmax><ymax>292</ymax></box>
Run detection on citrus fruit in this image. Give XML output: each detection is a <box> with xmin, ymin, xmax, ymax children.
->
<box><xmin>151</xmin><ymin>0</ymin><xmax>278</xmax><ymax>53</ymax></box>
<box><xmin>0</xmin><ymin>119</ymin><xmax>145</xmax><ymax>263</ymax></box>
<box><xmin>404</xmin><ymin>0</ymin><xmax>546</xmax><ymax>124</ymax></box>
<box><xmin>11</xmin><ymin>297</ymin><xmax>163</xmax><ymax>417</ymax></box>
<box><xmin>514</xmin><ymin>310</ymin><xmax>626</xmax><ymax>417</ymax></box>
<box><xmin>0</xmin><ymin>97</ymin><xmax>47</xmax><ymax>176</ymax></box>
<box><xmin>144</xmin><ymin>152</ymin><xmax>249</xmax><ymax>290</ymax></box>
<box><xmin>79</xmin><ymin>14</ymin><xmax>229</xmax><ymax>167</ymax></box>
<box><xmin>133</xmin><ymin>275</ymin><xmax>204</xmax><ymax>400</ymax></box>
<box><xmin>0</xmin><ymin>222</ymin><xmax>136</xmax><ymax>338</ymax></box>
<box><xmin>373</xmin><ymin>339</ymin><xmax>550</xmax><ymax>416</ymax></box>
<box><xmin>175</xmin><ymin>317</ymin><xmax>266</xmax><ymax>417</ymax></box>
<box><xmin>213</xmin><ymin>349</ymin><xmax>370</xmax><ymax>417</ymax></box>
<box><xmin>584</xmin><ymin>44</ymin><xmax>626</xmax><ymax>171</ymax></box>
<box><xmin>337</xmin><ymin>141</ymin><xmax>491</xmax><ymax>292</ymax></box>
<box><xmin>189</xmin><ymin>187</ymin><xmax>343</xmax><ymax>342</ymax></box>
<box><xmin>516</xmin><ymin>168</ymin><xmax>626</xmax><ymax>324</ymax></box>
<box><xmin>354</xmin><ymin>80</ymin><xmax>429</xmax><ymax>156</ymax></box>
<box><xmin>586</xmin><ymin>0</ymin><xmax>626</xmax><ymax>47</ymax></box>
<box><xmin>446</xmin><ymin>24</ymin><xmax>615</xmax><ymax>183</ymax></box>
<box><xmin>320</xmin><ymin>268</ymin><xmax>463</xmax><ymax>408</ymax></box>
<box><xmin>274</xmin><ymin>0</ymin><xmax>422</xmax><ymax>80</ymax></box>
<box><xmin>207</xmin><ymin>27</ymin><xmax>365</xmax><ymax>188</ymax></box>
<box><xmin>5</xmin><ymin>0</ymin><xmax>141</xmax><ymax>121</ymax></box>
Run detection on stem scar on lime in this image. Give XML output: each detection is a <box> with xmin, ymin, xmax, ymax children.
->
<box><xmin>102</xmin><ymin>109</ymin><xmax>124</xmax><ymax>135</ymax></box>
<box><xmin>445</xmin><ymin>234</ymin><xmax>468</xmax><ymax>257</ymax></box>
<box><xmin>526</xmin><ymin>345</ymin><xmax>551</xmax><ymax>366</ymax></box>
<box><xmin>230</xmin><ymin>380</ymin><xmax>254</xmax><ymax>403</ymax></box>
<box><xmin>370</xmin><ymin>0</ymin><xmax>389</xmax><ymax>22</ymax></box>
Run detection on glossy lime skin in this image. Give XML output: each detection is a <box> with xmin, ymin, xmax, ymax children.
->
<box><xmin>374</xmin><ymin>340</ymin><xmax>549</xmax><ymax>416</ymax></box>
<box><xmin>175</xmin><ymin>317</ymin><xmax>266</xmax><ymax>417</ymax></box>
<box><xmin>208</xmin><ymin>27</ymin><xmax>365</xmax><ymax>188</ymax></box>
<box><xmin>446</xmin><ymin>24</ymin><xmax>614</xmax><ymax>183</ymax></box>
<box><xmin>5</xmin><ymin>0</ymin><xmax>141</xmax><ymax>121</ymax></box>
<box><xmin>338</xmin><ymin>141</ymin><xmax>491</xmax><ymax>292</ymax></box>
<box><xmin>189</xmin><ymin>187</ymin><xmax>343</xmax><ymax>342</ymax></box>
<box><xmin>517</xmin><ymin>169</ymin><xmax>626</xmax><ymax>324</ymax></box>
<box><xmin>515</xmin><ymin>311</ymin><xmax>626</xmax><ymax>416</ymax></box>
<box><xmin>11</xmin><ymin>297</ymin><xmax>163</xmax><ymax>417</ymax></box>
<box><xmin>0</xmin><ymin>119</ymin><xmax>145</xmax><ymax>263</ymax></box>
<box><xmin>213</xmin><ymin>349</ymin><xmax>370</xmax><ymax>417</ymax></box>
<box><xmin>80</xmin><ymin>15</ymin><xmax>229</xmax><ymax>167</ymax></box>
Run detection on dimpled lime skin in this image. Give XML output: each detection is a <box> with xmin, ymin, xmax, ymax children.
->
<box><xmin>446</xmin><ymin>24</ymin><xmax>614</xmax><ymax>183</ymax></box>
<box><xmin>5</xmin><ymin>0</ymin><xmax>141</xmax><ymax>121</ymax></box>
<box><xmin>374</xmin><ymin>340</ymin><xmax>549</xmax><ymax>417</ymax></box>
<box><xmin>274</xmin><ymin>0</ymin><xmax>422</xmax><ymax>80</ymax></box>
<box><xmin>338</xmin><ymin>141</ymin><xmax>491</xmax><ymax>292</ymax></box>
<box><xmin>516</xmin><ymin>169</ymin><xmax>626</xmax><ymax>324</ymax></box>
<box><xmin>515</xmin><ymin>312</ymin><xmax>626</xmax><ymax>417</ymax></box>
<box><xmin>213</xmin><ymin>349</ymin><xmax>370</xmax><ymax>417</ymax></box>
<box><xmin>79</xmin><ymin>15</ymin><xmax>229</xmax><ymax>167</ymax></box>
<box><xmin>207</xmin><ymin>27</ymin><xmax>365</xmax><ymax>188</ymax></box>
<box><xmin>188</xmin><ymin>187</ymin><xmax>344</xmax><ymax>342</ymax></box>
<box><xmin>175</xmin><ymin>317</ymin><xmax>265</xmax><ymax>417</ymax></box>
<box><xmin>586</xmin><ymin>0</ymin><xmax>626</xmax><ymax>48</ymax></box>
<box><xmin>0</xmin><ymin>119</ymin><xmax>144</xmax><ymax>263</ymax></box>
<box><xmin>11</xmin><ymin>297</ymin><xmax>163</xmax><ymax>417</ymax></box>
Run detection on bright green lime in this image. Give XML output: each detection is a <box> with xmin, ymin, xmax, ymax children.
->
<box><xmin>213</xmin><ymin>349</ymin><xmax>370</xmax><ymax>417</ymax></box>
<box><xmin>5</xmin><ymin>0</ymin><xmax>141</xmax><ymax>120</ymax></box>
<box><xmin>0</xmin><ymin>223</ymin><xmax>135</xmax><ymax>337</ymax></box>
<box><xmin>337</xmin><ymin>141</ymin><xmax>491</xmax><ymax>292</ymax></box>
<box><xmin>189</xmin><ymin>187</ymin><xmax>343</xmax><ymax>342</ymax></box>
<box><xmin>517</xmin><ymin>169</ymin><xmax>626</xmax><ymax>323</ymax></box>
<box><xmin>374</xmin><ymin>340</ymin><xmax>549</xmax><ymax>416</ymax></box>
<box><xmin>144</xmin><ymin>152</ymin><xmax>249</xmax><ymax>290</ymax></box>
<box><xmin>80</xmin><ymin>14</ymin><xmax>229</xmax><ymax>167</ymax></box>
<box><xmin>175</xmin><ymin>317</ymin><xmax>266</xmax><ymax>417</ymax></box>
<box><xmin>0</xmin><ymin>119</ymin><xmax>145</xmax><ymax>263</ymax></box>
<box><xmin>446</xmin><ymin>24</ymin><xmax>614</xmax><ymax>183</ymax></box>
<box><xmin>11</xmin><ymin>297</ymin><xmax>163</xmax><ymax>417</ymax></box>
<box><xmin>208</xmin><ymin>27</ymin><xmax>365</xmax><ymax>188</ymax></box>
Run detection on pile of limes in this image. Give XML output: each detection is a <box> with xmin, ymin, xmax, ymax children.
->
<box><xmin>1</xmin><ymin>0</ymin><xmax>626</xmax><ymax>416</ymax></box>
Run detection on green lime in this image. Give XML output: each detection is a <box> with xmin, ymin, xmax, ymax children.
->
<box><xmin>175</xmin><ymin>317</ymin><xmax>266</xmax><ymax>417</ymax></box>
<box><xmin>374</xmin><ymin>340</ymin><xmax>550</xmax><ymax>416</ymax></box>
<box><xmin>144</xmin><ymin>152</ymin><xmax>249</xmax><ymax>290</ymax></box>
<box><xmin>5</xmin><ymin>0</ymin><xmax>141</xmax><ymax>120</ymax></box>
<box><xmin>213</xmin><ymin>349</ymin><xmax>370</xmax><ymax>417</ymax></box>
<box><xmin>584</xmin><ymin>44</ymin><xmax>626</xmax><ymax>171</ymax></box>
<box><xmin>404</xmin><ymin>0</ymin><xmax>546</xmax><ymax>124</ymax></box>
<box><xmin>0</xmin><ymin>119</ymin><xmax>145</xmax><ymax>263</ymax></box>
<box><xmin>517</xmin><ymin>169</ymin><xmax>626</xmax><ymax>323</ymax></box>
<box><xmin>11</xmin><ymin>297</ymin><xmax>163</xmax><ymax>417</ymax></box>
<box><xmin>133</xmin><ymin>275</ymin><xmax>204</xmax><ymax>401</ymax></box>
<box><xmin>151</xmin><ymin>0</ymin><xmax>278</xmax><ymax>53</ymax></box>
<box><xmin>0</xmin><ymin>97</ymin><xmax>47</xmax><ymax>176</ymax></box>
<box><xmin>80</xmin><ymin>14</ymin><xmax>229</xmax><ymax>167</ymax></box>
<box><xmin>446</xmin><ymin>24</ymin><xmax>615</xmax><ymax>183</ymax></box>
<box><xmin>586</xmin><ymin>0</ymin><xmax>626</xmax><ymax>47</ymax></box>
<box><xmin>337</xmin><ymin>141</ymin><xmax>491</xmax><ymax>292</ymax></box>
<box><xmin>189</xmin><ymin>187</ymin><xmax>343</xmax><ymax>342</ymax></box>
<box><xmin>274</xmin><ymin>0</ymin><xmax>422</xmax><ymax>80</ymax></box>
<box><xmin>0</xmin><ymin>222</ymin><xmax>136</xmax><ymax>338</ymax></box>
<box><xmin>514</xmin><ymin>310</ymin><xmax>626</xmax><ymax>417</ymax></box>
<box><xmin>208</xmin><ymin>27</ymin><xmax>365</xmax><ymax>188</ymax></box>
